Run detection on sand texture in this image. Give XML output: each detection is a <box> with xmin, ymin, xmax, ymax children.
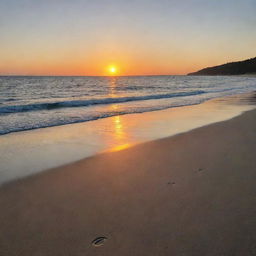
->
<box><xmin>0</xmin><ymin>109</ymin><xmax>256</xmax><ymax>256</ymax></box>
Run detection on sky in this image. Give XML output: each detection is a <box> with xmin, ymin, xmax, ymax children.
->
<box><xmin>0</xmin><ymin>0</ymin><xmax>256</xmax><ymax>76</ymax></box>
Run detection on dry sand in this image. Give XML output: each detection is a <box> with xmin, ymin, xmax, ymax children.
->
<box><xmin>0</xmin><ymin>109</ymin><xmax>256</xmax><ymax>256</ymax></box>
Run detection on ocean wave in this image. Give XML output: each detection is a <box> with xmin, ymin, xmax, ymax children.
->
<box><xmin>0</xmin><ymin>100</ymin><xmax>206</xmax><ymax>135</ymax></box>
<box><xmin>0</xmin><ymin>90</ymin><xmax>205</xmax><ymax>114</ymax></box>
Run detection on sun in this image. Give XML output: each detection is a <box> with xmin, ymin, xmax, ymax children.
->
<box><xmin>108</xmin><ymin>65</ymin><xmax>118</xmax><ymax>75</ymax></box>
<box><xmin>110</xmin><ymin>66</ymin><xmax>116</xmax><ymax>73</ymax></box>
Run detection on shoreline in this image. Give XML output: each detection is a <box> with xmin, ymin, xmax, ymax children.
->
<box><xmin>0</xmin><ymin>100</ymin><xmax>204</xmax><ymax>137</ymax></box>
<box><xmin>2</xmin><ymin>106</ymin><xmax>256</xmax><ymax>187</ymax></box>
<box><xmin>0</xmin><ymin>92</ymin><xmax>256</xmax><ymax>185</ymax></box>
<box><xmin>0</xmin><ymin>105</ymin><xmax>256</xmax><ymax>255</ymax></box>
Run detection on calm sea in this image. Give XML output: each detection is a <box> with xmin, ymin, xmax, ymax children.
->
<box><xmin>0</xmin><ymin>75</ymin><xmax>256</xmax><ymax>135</ymax></box>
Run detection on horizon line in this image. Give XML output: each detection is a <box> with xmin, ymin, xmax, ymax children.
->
<box><xmin>0</xmin><ymin>74</ymin><xmax>188</xmax><ymax>77</ymax></box>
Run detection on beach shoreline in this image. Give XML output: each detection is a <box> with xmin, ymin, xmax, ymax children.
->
<box><xmin>0</xmin><ymin>92</ymin><xmax>256</xmax><ymax>185</ymax></box>
<box><xmin>0</xmin><ymin>100</ymin><xmax>256</xmax><ymax>255</ymax></box>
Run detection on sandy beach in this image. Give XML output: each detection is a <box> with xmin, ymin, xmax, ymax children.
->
<box><xmin>1</xmin><ymin>0</ymin><xmax>256</xmax><ymax>254</ymax></box>
<box><xmin>0</xmin><ymin>106</ymin><xmax>256</xmax><ymax>255</ymax></box>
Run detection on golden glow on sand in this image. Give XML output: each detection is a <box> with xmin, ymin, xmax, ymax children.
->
<box><xmin>111</xmin><ymin>114</ymin><xmax>132</xmax><ymax>151</ymax></box>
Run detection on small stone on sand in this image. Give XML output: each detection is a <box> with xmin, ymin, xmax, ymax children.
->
<box><xmin>91</xmin><ymin>236</ymin><xmax>107</xmax><ymax>247</ymax></box>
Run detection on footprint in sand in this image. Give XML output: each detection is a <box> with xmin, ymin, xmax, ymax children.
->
<box><xmin>91</xmin><ymin>237</ymin><xmax>107</xmax><ymax>247</ymax></box>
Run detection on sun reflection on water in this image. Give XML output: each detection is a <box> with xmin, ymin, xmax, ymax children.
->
<box><xmin>109</xmin><ymin>77</ymin><xmax>117</xmax><ymax>98</ymax></box>
<box><xmin>106</xmin><ymin>77</ymin><xmax>133</xmax><ymax>152</ymax></box>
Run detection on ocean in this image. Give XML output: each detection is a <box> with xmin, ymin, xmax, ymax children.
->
<box><xmin>0</xmin><ymin>75</ymin><xmax>256</xmax><ymax>135</ymax></box>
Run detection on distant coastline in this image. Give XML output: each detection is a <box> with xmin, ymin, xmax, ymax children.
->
<box><xmin>188</xmin><ymin>57</ymin><xmax>256</xmax><ymax>76</ymax></box>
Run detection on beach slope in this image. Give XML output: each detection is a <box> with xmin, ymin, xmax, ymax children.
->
<box><xmin>0</xmin><ymin>109</ymin><xmax>256</xmax><ymax>256</ymax></box>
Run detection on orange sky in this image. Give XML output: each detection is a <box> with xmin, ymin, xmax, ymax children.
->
<box><xmin>1</xmin><ymin>0</ymin><xmax>255</xmax><ymax>76</ymax></box>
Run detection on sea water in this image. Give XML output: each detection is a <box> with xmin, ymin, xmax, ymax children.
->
<box><xmin>1</xmin><ymin>75</ymin><xmax>256</xmax><ymax>135</ymax></box>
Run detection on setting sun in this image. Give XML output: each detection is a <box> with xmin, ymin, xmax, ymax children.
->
<box><xmin>108</xmin><ymin>65</ymin><xmax>118</xmax><ymax>75</ymax></box>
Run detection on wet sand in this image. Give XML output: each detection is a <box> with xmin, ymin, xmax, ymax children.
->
<box><xmin>0</xmin><ymin>108</ymin><xmax>256</xmax><ymax>255</ymax></box>
<box><xmin>1</xmin><ymin>93</ymin><xmax>255</xmax><ymax>185</ymax></box>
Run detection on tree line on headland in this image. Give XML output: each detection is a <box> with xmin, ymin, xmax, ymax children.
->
<box><xmin>188</xmin><ymin>57</ymin><xmax>256</xmax><ymax>75</ymax></box>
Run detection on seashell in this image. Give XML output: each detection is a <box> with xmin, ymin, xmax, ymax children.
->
<box><xmin>91</xmin><ymin>236</ymin><xmax>107</xmax><ymax>247</ymax></box>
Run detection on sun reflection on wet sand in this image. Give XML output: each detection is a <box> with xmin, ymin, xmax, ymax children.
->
<box><xmin>110</xmin><ymin>143</ymin><xmax>132</xmax><ymax>152</ymax></box>
<box><xmin>114</xmin><ymin>116</ymin><xmax>123</xmax><ymax>138</ymax></box>
<box><xmin>106</xmin><ymin>78</ymin><xmax>134</xmax><ymax>151</ymax></box>
<box><xmin>110</xmin><ymin>115</ymin><xmax>133</xmax><ymax>152</ymax></box>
